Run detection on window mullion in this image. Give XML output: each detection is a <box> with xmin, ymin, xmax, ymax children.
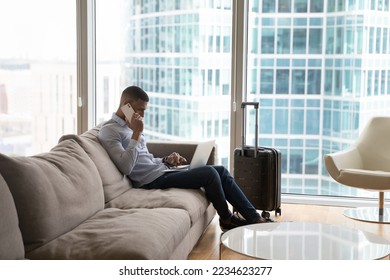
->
<box><xmin>230</xmin><ymin>0</ymin><xmax>249</xmax><ymax>171</ymax></box>
<box><xmin>76</xmin><ymin>0</ymin><xmax>96</xmax><ymax>134</ymax></box>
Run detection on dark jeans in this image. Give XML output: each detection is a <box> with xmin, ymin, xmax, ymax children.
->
<box><xmin>141</xmin><ymin>165</ymin><xmax>260</xmax><ymax>223</ymax></box>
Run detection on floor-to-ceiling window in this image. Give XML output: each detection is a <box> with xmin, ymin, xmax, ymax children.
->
<box><xmin>0</xmin><ymin>0</ymin><xmax>77</xmax><ymax>156</ymax></box>
<box><xmin>2</xmin><ymin>0</ymin><xmax>390</xmax><ymax>204</ymax></box>
<box><xmin>246</xmin><ymin>0</ymin><xmax>390</xmax><ymax>199</ymax></box>
<box><xmin>95</xmin><ymin>0</ymin><xmax>233</xmax><ymax>166</ymax></box>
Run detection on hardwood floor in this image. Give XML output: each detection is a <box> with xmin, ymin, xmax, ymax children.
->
<box><xmin>188</xmin><ymin>203</ymin><xmax>390</xmax><ymax>260</ymax></box>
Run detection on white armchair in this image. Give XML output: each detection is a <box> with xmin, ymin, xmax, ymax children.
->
<box><xmin>324</xmin><ymin>116</ymin><xmax>390</xmax><ymax>223</ymax></box>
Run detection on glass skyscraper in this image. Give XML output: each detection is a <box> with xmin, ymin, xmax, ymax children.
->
<box><xmin>124</xmin><ymin>1</ymin><xmax>233</xmax><ymax>166</ymax></box>
<box><xmin>123</xmin><ymin>0</ymin><xmax>390</xmax><ymax>198</ymax></box>
<box><xmin>247</xmin><ymin>0</ymin><xmax>390</xmax><ymax>197</ymax></box>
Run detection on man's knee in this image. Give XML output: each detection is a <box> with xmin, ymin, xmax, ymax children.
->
<box><xmin>212</xmin><ymin>165</ymin><xmax>230</xmax><ymax>177</ymax></box>
<box><xmin>196</xmin><ymin>166</ymin><xmax>221</xmax><ymax>185</ymax></box>
<box><xmin>202</xmin><ymin>165</ymin><xmax>219</xmax><ymax>176</ymax></box>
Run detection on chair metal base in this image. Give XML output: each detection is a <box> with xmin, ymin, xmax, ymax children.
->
<box><xmin>344</xmin><ymin>207</ymin><xmax>390</xmax><ymax>224</ymax></box>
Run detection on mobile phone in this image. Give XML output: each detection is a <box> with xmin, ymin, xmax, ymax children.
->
<box><xmin>121</xmin><ymin>103</ymin><xmax>135</xmax><ymax>122</ymax></box>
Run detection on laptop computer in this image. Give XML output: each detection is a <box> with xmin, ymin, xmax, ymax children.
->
<box><xmin>163</xmin><ymin>139</ymin><xmax>215</xmax><ymax>172</ymax></box>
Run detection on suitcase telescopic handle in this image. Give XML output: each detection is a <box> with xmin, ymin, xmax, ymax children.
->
<box><xmin>241</xmin><ymin>102</ymin><xmax>259</xmax><ymax>158</ymax></box>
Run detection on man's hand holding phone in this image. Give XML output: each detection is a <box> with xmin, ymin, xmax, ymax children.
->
<box><xmin>121</xmin><ymin>103</ymin><xmax>143</xmax><ymax>140</ymax></box>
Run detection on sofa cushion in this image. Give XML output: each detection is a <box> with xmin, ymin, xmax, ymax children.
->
<box><xmin>60</xmin><ymin>125</ymin><xmax>132</xmax><ymax>203</ymax></box>
<box><xmin>26</xmin><ymin>208</ymin><xmax>191</xmax><ymax>260</ymax></box>
<box><xmin>105</xmin><ymin>187</ymin><xmax>210</xmax><ymax>225</ymax></box>
<box><xmin>0</xmin><ymin>174</ymin><xmax>25</xmax><ymax>259</ymax></box>
<box><xmin>0</xmin><ymin>139</ymin><xmax>104</xmax><ymax>252</ymax></box>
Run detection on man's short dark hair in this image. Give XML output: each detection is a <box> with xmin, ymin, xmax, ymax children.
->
<box><xmin>122</xmin><ymin>86</ymin><xmax>149</xmax><ymax>102</ymax></box>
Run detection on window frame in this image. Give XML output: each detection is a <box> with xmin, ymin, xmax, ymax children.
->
<box><xmin>76</xmin><ymin>0</ymin><xmax>96</xmax><ymax>134</ymax></box>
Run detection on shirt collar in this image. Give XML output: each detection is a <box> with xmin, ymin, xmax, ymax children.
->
<box><xmin>111</xmin><ymin>113</ymin><xmax>127</xmax><ymax>127</ymax></box>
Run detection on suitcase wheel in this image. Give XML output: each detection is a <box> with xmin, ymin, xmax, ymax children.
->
<box><xmin>261</xmin><ymin>211</ymin><xmax>270</xmax><ymax>219</ymax></box>
<box><xmin>275</xmin><ymin>208</ymin><xmax>282</xmax><ymax>216</ymax></box>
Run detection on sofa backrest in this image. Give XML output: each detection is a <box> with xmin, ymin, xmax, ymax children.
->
<box><xmin>0</xmin><ymin>173</ymin><xmax>25</xmax><ymax>259</ymax></box>
<box><xmin>60</xmin><ymin>125</ymin><xmax>132</xmax><ymax>204</ymax></box>
<box><xmin>0</xmin><ymin>139</ymin><xmax>104</xmax><ymax>253</ymax></box>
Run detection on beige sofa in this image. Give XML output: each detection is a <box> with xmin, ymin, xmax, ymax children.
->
<box><xmin>0</xmin><ymin>126</ymin><xmax>216</xmax><ymax>260</ymax></box>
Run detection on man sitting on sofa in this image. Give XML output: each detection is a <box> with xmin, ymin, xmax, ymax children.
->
<box><xmin>98</xmin><ymin>86</ymin><xmax>271</xmax><ymax>231</ymax></box>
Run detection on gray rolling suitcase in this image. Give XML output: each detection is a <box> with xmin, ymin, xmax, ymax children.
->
<box><xmin>233</xmin><ymin>102</ymin><xmax>282</xmax><ymax>218</ymax></box>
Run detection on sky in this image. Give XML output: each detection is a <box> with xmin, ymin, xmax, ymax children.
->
<box><xmin>0</xmin><ymin>0</ymin><xmax>77</xmax><ymax>60</ymax></box>
<box><xmin>0</xmin><ymin>0</ymin><xmax>124</xmax><ymax>61</ymax></box>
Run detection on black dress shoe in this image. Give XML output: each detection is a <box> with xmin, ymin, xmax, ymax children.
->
<box><xmin>253</xmin><ymin>216</ymin><xmax>275</xmax><ymax>223</ymax></box>
<box><xmin>219</xmin><ymin>214</ymin><xmax>248</xmax><ymax>232</ymax></box>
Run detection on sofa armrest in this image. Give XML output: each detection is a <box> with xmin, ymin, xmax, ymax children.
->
<box><xmin>147</xmin><ymin>141</ymin><xmax>216</xmax><ymax>165</ymax></box>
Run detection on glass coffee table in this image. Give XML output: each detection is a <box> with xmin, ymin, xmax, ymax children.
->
<box><xmin>220</xmin><ymin>222</ymin><xmax>390</xmax><ymax>260</ymax></box>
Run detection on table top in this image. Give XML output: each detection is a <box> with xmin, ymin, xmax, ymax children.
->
<box><xmin>220</xmin><ymin>222</ymin><xmax>390</xmax><ymax>260</ymax></box>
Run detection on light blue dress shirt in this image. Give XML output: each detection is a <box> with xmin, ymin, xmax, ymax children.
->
<box><xmin>98</xmin><ymin>113</ymin><xmax>167</xmax><ymax>187</ymax></box>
